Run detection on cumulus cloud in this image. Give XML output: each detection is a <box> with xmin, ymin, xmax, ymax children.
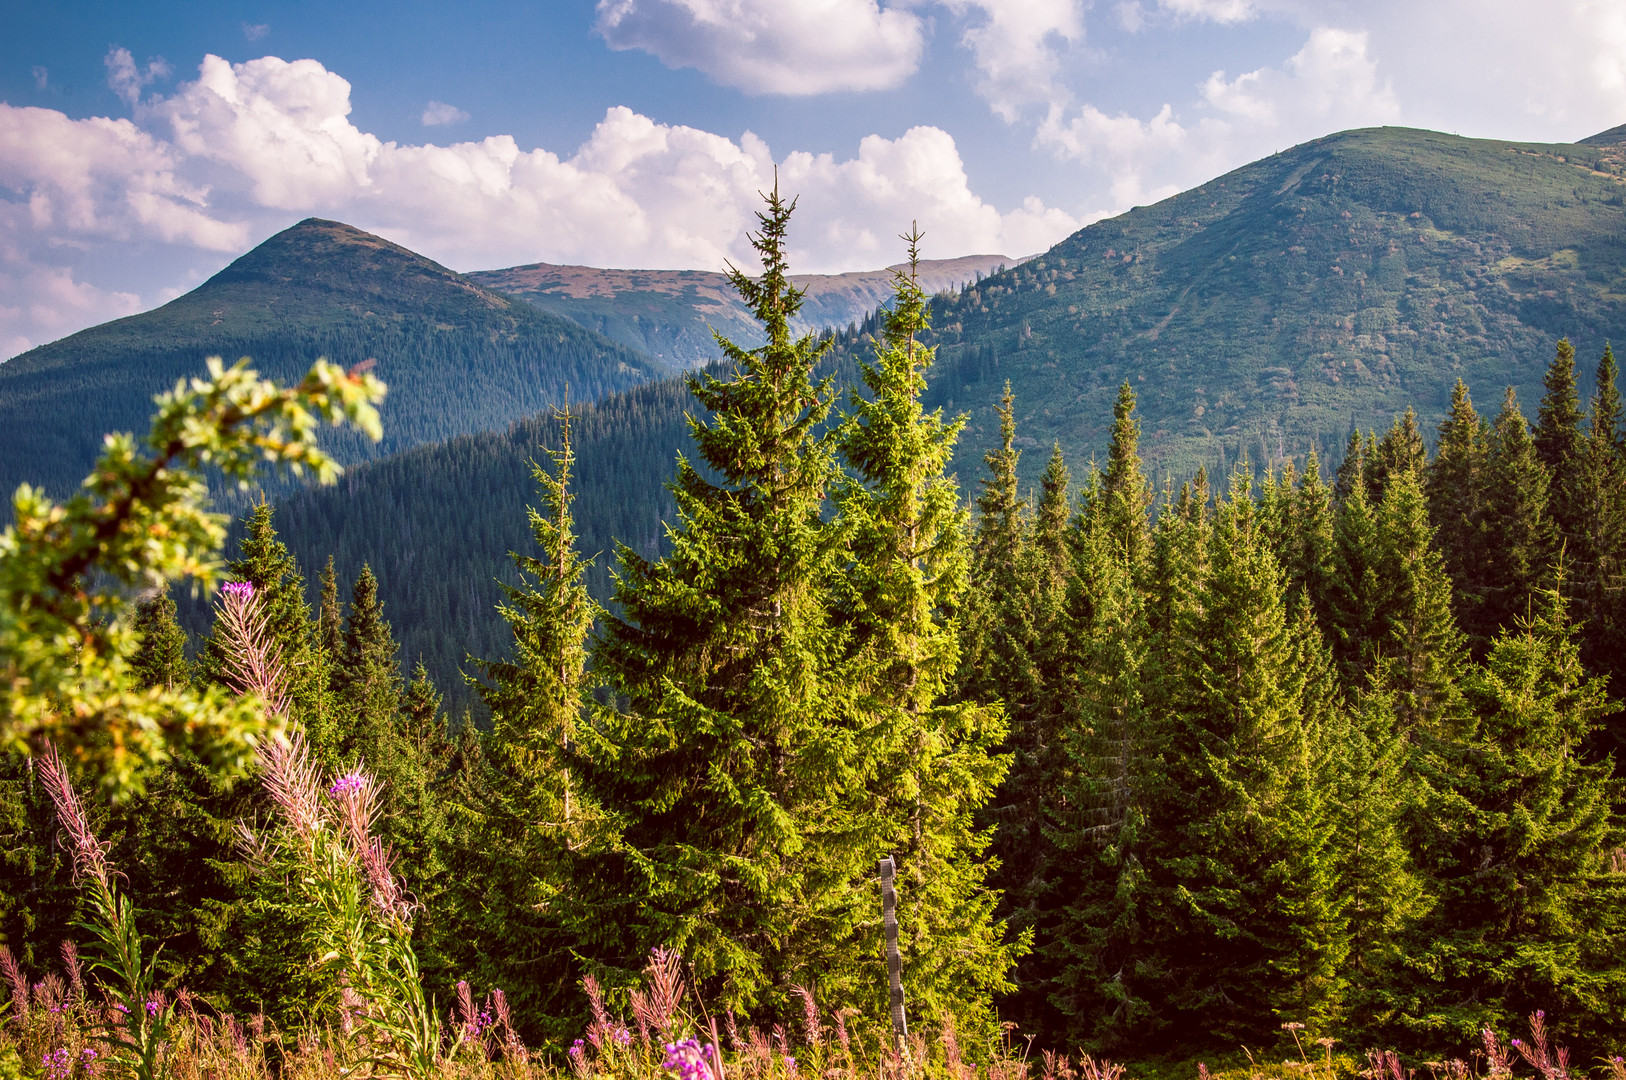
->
<box><xmin>421</xmin><ymin>101</ymin><xmax>470</xmax><ymax>126</ymax></box>
<box><xmin>104</xmin><ymin>47</ymin><xmax>172</xmax><ymax>109</ymax></box>
<box><xmin>594</xmin><ymin>0</ymin><xmax>925</xmax><ymax>94</ymax></box>
<box><xmin>0</xmin><ymin>51</ymin><xmax>1077</xmax><ymax>358</ymax></box>
<box><xmin>1037</xmin><ymin>26</ymin><xmax>1399</xmax><ymax>210</ymax></box>
<box><xmin>943</xmin><ymin>0</ymin><xmax>1086</xmax><ymax>120</ymax></box>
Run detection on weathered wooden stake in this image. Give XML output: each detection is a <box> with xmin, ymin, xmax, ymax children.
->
<box><xmin>879</xmin><ymin>855</ymin><xmax>906</xmax><ymax>1050</ymax></box>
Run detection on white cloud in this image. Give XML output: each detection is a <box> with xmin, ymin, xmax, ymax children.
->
<box><xmin>1037</xmin><ymin>26</ymin><xmax>1398</xmax><ymax>211</ymax></box>
<box><xmin>104</xmin><ymin>47</ymin><xmax>172</xmax><ymax>109</ymax></box>
<box><xmin>421</xmin><ymin>101</ymin><xmax>470</xmax><ymax>126</ymax></box>
<box><xmin>942</xmin><ymin>0</ymin><xmax>1086</xmax><ymax>120</ymax></box>
<box><xmin>31</xmin><ymin>66</ymin><xmax>48</xmax><ymax>90</ymax></box>
<box><xmin>1157</xmin><ymin>0</ymin><xmax>1256</xmax><ymax>24</ymax></box>
<box><xmin>243</xmin><ymin>23</ymin><xmax>270</xmax><ymax>41</ymax></box>
<box><xmin>593</xmin><ymin>0</ymin><xmax>925</xmax><ymax>94</ymax></box>
<box><xmin>0</xmin><ymin>52</ymin><xmax>1078</xmax><ymax>358</ymax></box>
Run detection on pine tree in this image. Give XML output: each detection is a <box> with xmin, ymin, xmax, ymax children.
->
<box><xmin>1335</xmin><ymin>431</ymin><xmax>1370</xmax><ymax>504</ymax></box>
<box><xmin>1391</xmin><ymin>579</ymin><xmax>1623</xmax><ymax>1053</ymax></box>
<box><xmin>1579</xmin><ymin>345</ymin><xmax>1626</xmax><ymax>756</ymax></box>
<box><xmin>1099</xmin><ymin>382</ymin><xmax>1152</xmax><ymax>566</ymax></box>
<box><xmin>833</xmin><ymin>229</ymin><xmax>1018</xmax><ymax>1032</ymax></box>
<box><xmin>338</xmin><ymin>563</ymin><xmax>402</xmax><ymax>746</ymax></box>
<box><xmin>464</xmin><ymin>405</ymin><xmax>600</xmax><ymax>1028</ymax></box>
<box><xmin>1471</xmin><ymin>388</ymin><xmax>1559</xmax><ymax>648</ymax></box>
<box><xmin>1323</xmin><ymin>674</ymin><xmax>1425</xmax><ymax>1029</ymax></box>
<box><xmin>960</xmin><ymin>382</ymin><xmax>1036</xmax><ymax>710</ymax></box>
<box><xmin>1328</xmin><ymin>463</ymin><xmax>1384</xmax><ymax>687</ymax></box>
<box><xmin>572</xmin><ymin>188</ymin><xmax>865</xmax><ymax>1015</ymax></box>
<box><xmin>318</xmin><ymin>555</ymin><xmax>343</xmax><ymax>669</ymax></box>
<box><xmin>1372</xmin><ymin>469</ymin><xmax>1466</xmax><ymax>736</ymax></box>
<box><xmin>1143</xmin><ymin>474</ymin><xmax>1344</xmax><ymax>1043</ymax></box>
<box><xmin>1428</xmin><ymin>380</ymin><xmax>1490</xmax><ymax>638</ymax></box>
<box><xmin>1368</xmin><ymin>408</ymin><xmax>1427</xmax><ymax>504</ymax></box>
<box><xmin>1534</xmin><ymin>338</ymin><xmax>1586</xmax><ymax>543</ymax></box>
<box><xmin>131</xmin><ymin>590</ymin><xmax>189</xmax><ymax>692</ymax></box>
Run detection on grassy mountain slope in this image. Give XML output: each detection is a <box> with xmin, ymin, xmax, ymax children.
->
<box><xmin>0</xmin><ymin>218</ymin><xmax>663</xmax><ymax>501</ymax></box>
<box><xmin>467</xmin><ymin>254</ymin><xmax>1017</xmax><ymax>366</ymax></box>
<box><xmin>915</xmin><ymin>125</ymin><xmax>1626</xmax><ymax>480</ymax></box>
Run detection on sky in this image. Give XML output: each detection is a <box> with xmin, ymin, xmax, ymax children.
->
<box><xmin>2</xmin><ymin>0</ymin><xmax>1625</xmax><ymax>359</ymax></box>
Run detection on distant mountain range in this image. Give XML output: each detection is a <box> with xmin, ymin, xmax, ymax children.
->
<box><xmin>467</xmin><ymin>254</ymin><xmax>1019</xmax><ymax>366</ymax></box>
<box><xmin>0</xmin><ymin>219</ymin><xmax>662</xmax><ymax>500</ymax></box>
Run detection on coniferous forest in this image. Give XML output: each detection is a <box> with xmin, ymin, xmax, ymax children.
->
<box><xmin>3</xmin><ymin>194</ymin><xmax>1626</xmax><ymax>1080</ymax></box>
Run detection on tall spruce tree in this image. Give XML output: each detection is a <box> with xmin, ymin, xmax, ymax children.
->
<box><xmin>1534</xmin><ymin>338</ymin><xmax>1587</xmax><ymax>543</ymax></box>
<box><xmin>572</xmin><ymin>188</ymin><xmax>869</xmax><ymax>1016</ymax></box>
<box><xmin>465</xmin><ymin>404</ymin><xmax>599</xmax><ymax>1031</ymax></box>
<box><xmin>833</xmin><ymin>230</ymin><xmax>1018</xmax><ymax>1033</ymax></box>
<box><xmin>1428</xmin><ymin>380</ymin><xmax>1491</xmax><ymax>642</ymax></box>
<box><xmin>1390</xmin><ymin>579</ymin><xmax>1623</xmax><ymax>1053</ymax></box>
<box><xmin>1368</xmin><ymin>408</ymin><xmax>1428</xmax><ymax>504</ymax></box>
<box><xmin>1472</xmin><ymin>388</ymin><xmax>1559</xmax><ymax>648</ymax></box>
<box><xmin>1580</xmin><ymin>346</ymin><xmax>1626</xmax><ymax>754</ymax></box>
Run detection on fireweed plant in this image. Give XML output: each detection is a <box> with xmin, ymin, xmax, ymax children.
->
<box><xmin>223</xmin><ymin>577</ymin><xmax>451</xmax><ymax>1079</ymax></box>
<box><xmin>37</xmin><ymin>742</ymin><xmax>178</xmax><ymax>1080</ymax></box>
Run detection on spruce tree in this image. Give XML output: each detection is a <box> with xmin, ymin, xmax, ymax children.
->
<box><xmin>1472</xmin><ymin>388</ymin><xmax>1559</xmax><ymax>648</ymax></box>
<box><xmin>1323</xmin><ymin>675</ymin><xmax>1425</xmax><ymax>1029</ymax></box>
<box><xmin>833</xmin><ymin>231</ymin><xmax>1018</xmax><ymax>1032</ymax></box>
<box><xmin>131</xmin><ymin>590</ymin><xmax>189</xmax><ymax>692</ymax></box>
<box><xmin>1428</xmin><ymin>380</ymin><xmax>1490</xmax><ymax>638</ymax></box>
<box><xmin>1579</xmin><ymin>346</ymin><xmax>1626</xmax><ymax>754</ymax></box>
<box><xmin>465</xmin><ymin>405</ymin><xmax>600</xmax><ymax>1030</ymax></box>
<box><xmin>1372</xmin><ymin>469</ymin><xmax>1466</xmax><ymax>735</ymax></box>
<box><xmin>1045</xmin><ymin>467</ymin><xmax>1157</xmax><ymax>1049</ymax></box>
<box><xmin>1283</xmin><ymin>452</ymin><xmax>1337</xmax><ymax>626</ymax></box>
<box><xmin>1368</xmin><ymin>408</ymin><xmax>1427</xmax><ymax>504</ymax></box>
<box><xmin>1328</xmin><ymin>464</ymin><xmax>1384</xmax><ymax>687</ymax></box>
<box><xmin>1099</xmin><ymin>382</ymin><xmax>1152</xmax><ymax>566</ymax></box>
<box><xmin>1534</xmin><ymin>338</ymin><xmax>1586</xmax><ymax>543</ymax></box>
<box><xmin>1146</xmin><ymin>474</ymin><xmax>1344</xmax><ymax>1042</ymax></box>
<box><xmin>573</xmin><ymin>188</ymin><xmax>868</xmax><ymax>1015</ymax></box>
<box><xmin>1392</xmin><ymin>579</ymin><xmax>1622</xmax><ymax>1052</ymax></box>
<box><xmin>960</xmin><ymin>382</ymin><xmax>1036</xmax><ymax>711</ymax></box>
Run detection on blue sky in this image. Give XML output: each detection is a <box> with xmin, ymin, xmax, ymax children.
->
<box><xmin>3</xmin><ymin>0</ymin><xmax>1624</xmax><ymax>357</ymax></box>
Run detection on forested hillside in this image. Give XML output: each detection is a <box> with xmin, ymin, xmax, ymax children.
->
<box><xmin>915</xmin><ymin>125</ymin><xmax>1626</xmax><ymax>480</ymax></box>
<box><xmin>0</xmin><ymin>219</ymin><xmax>662</xmax><ymax>500</ymax></box>
<box><xmin>468</xmin><ymin>253</ymin><xmax>1017</xmax><ymax>365</ymax></box>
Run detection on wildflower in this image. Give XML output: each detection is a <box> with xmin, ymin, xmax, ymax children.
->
<box><xmin>81</xmin><ymin>1049</ymin><xmax>98</xmax><ymax>1061</ymax></box>
<box><xmin>329</xmin><ymin>772</ymin><xmax>367</xmax><ymax>798</ymax></box>
<box><xmin>570</xmin><ymin>1040</ymin><xmax>586</xmax><ymax>1058</ymax></box>
<box><xmin>43</xmin><ymin>1047</ymin><xmax>71</xmax><ymax>1080</ymax></box>
<box><xmin>785</xmin><ymin>1055</ymin><xmax>798</xmax><ymax>1074</ymax></box>
<box><xmin>663</xmin><ymin>1038</ymin><xmax>715</xmax><ymax>1080</ymax></box>
<box><xmin>614</xmin><ymin>1028</ymin><xmax>633</xmax><ymax>1048</ymax></box>
<box><xmin>113</xmin><ymin>1003</ymin><xmax>130</xmax><ymax>1014</ymax></box>
<box><xmin>145</xmin><ymin>999</ymin><xmax>161</xmax><ymax>1017</ymax></box>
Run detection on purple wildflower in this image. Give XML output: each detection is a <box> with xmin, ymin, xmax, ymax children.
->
<box><xmin>664</xmin><ymin>1038</ymin><xmax>715</xmax><ymax>1080</ymax></box>
<box><xmin>145</xmin><ymin>998</ymin><xmax>160</xmax><ymax>1017</ymax></box>
<box><xmin>785</xmin><ymin>1056</ymin><xmax>798</xmax><ymax>1075</ymax></box>
<box><xmin>222</xmin><ymin>581</ymin><xmax>256</xmax><ymax>599</ymax></box>
<box><xmin>43</xmin><ymin>1047</ymin><xmax>71</xmax><ymax>1080</ymax></box>
<box><xmin>328</xmin><ymin>771</ymin><xmax>366</xmax><ymax>798</ymax></box>
<box><xmin>614</xmin><ymin>1028</ymin><xmax>633</xmax><ymax>1048</ymax></box>
<box><xmin>570</xmin><ymin>1039</ymin><xmax>585</xmax><ymax>1057</ymax></box>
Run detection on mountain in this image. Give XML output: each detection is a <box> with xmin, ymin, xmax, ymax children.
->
<box><xmin>908</xmin><ymin>124</ymin><xmax>1626</xmax><ymax>480</ymax></box>
<box><xmin>0</xmin><ymin>219</ymin><xmax>663</xmax><ymax>501</ymax></box>
<box><xmin>467</xmin><ymin>254</ymin><xmax>1018</xmax><ymax>366</ymax></box>
<box><xmin>250</xmin><ymin>124</ymin><xmax>1626</xmax><ymax>704</ymax></box>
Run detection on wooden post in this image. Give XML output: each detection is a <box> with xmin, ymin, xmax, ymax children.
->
<box><xmin>879</xmin><ymin>855</ymin><xmax>906</xmax><ymax>1050</ymax></box>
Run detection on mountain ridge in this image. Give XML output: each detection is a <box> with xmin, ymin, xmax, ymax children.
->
<box><xmin>468</xmin><ymin>253</ymin><xmax>1020</xmax><ymax>365</ymax></box>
